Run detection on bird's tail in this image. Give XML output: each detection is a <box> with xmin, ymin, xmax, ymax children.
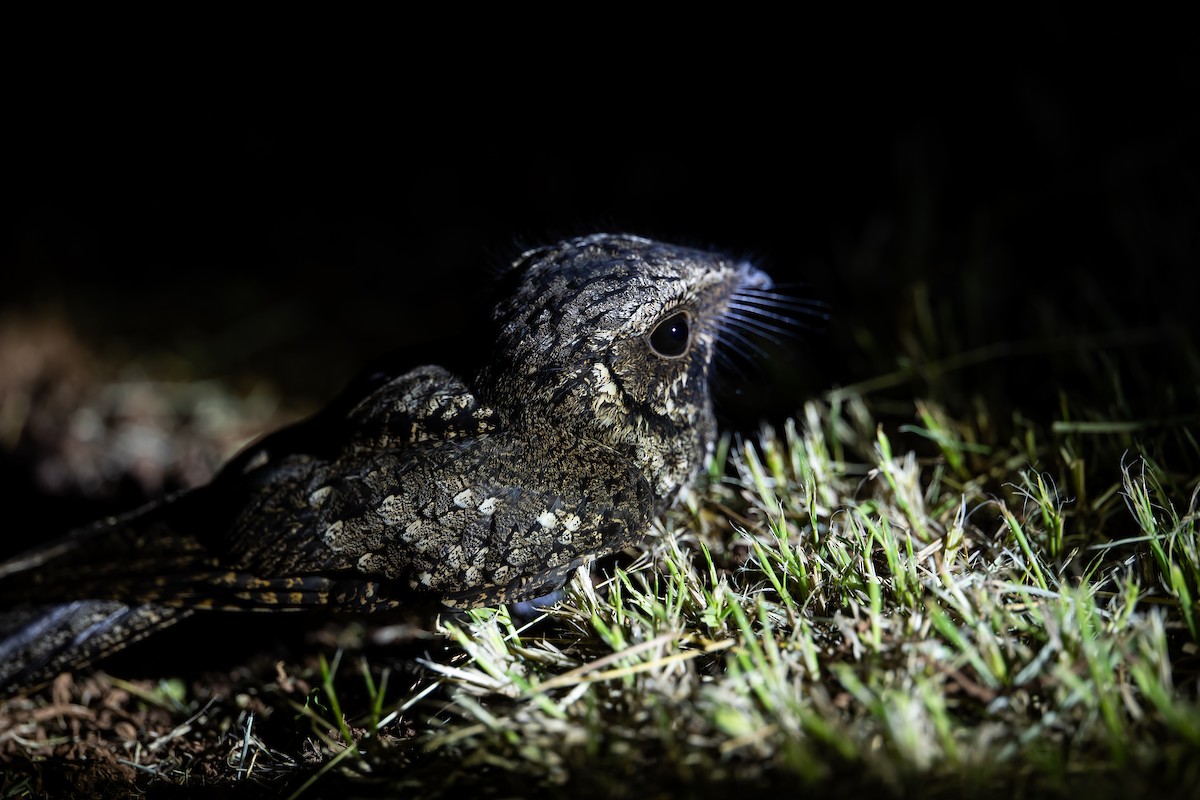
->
<box><xmin>0</xmin><ymin>494</ymin><xmax>206</xmax><ymax>694</ymax></box>
<box><xmin>0</xmin><ymin>600</ymin><xmax>188</xmax><ymax>693</ymax></box>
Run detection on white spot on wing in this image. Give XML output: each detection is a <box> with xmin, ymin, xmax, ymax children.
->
<box><xmin>322</xmin><ymin>520</ymin><xmax>344</xmax><ymax>550</ymax></box>
<box><xmin>377</xmin><ymin>495</ymin><xmax>405</xmax><ymax>523</ymax></box>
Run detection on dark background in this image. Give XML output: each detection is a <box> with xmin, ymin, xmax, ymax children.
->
<box><xmin>2</xmin><ymin>25</ymin><xmax>1198</xmax><ymax>795</ymax></box>
<box><xmin>5</xmin><ymin>30</ymin><xmax>1198</xmax><ymax>443</ymax></box>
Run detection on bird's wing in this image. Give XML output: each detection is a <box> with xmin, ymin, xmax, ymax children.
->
<box><xmin>211</xmin><ymin>426</ymin><xmax>655</xmax><ymax>609</ymax></box>
<box><xmin>0</xmin><ymin>367</ymin><xmax>651</xmax><ymax>613</ymax></box>
<box><xmin>0</xmin><ymin>366</ymin><xmax>494</xmax><ymax>609</ymax></box>
<box><xmin>342</xmin><ymin>364</ymin><xmax>499</xmax><ymax>450</ymax></box>
<box><xmin>219</xmin><ymin>364</ymin><xmax>497</xmax><ymax>476</ymax></box>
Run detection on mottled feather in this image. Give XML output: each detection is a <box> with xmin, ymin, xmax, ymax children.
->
<box><xmin>0</xmin><ymin>233</ymin><xmax>773</xmax><ymax>692</ymax></box>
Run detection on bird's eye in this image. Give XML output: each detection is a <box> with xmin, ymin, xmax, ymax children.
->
<box><xmin>647</xmin><ymin>311</ymin><xmax>691</xmax><ymax>358</ymax></box>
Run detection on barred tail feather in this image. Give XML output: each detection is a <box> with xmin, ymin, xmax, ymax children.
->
<box><xmin>0</xmin><ymin>601</ymin><xmax>187</xmax><ymax>694</ymax></box>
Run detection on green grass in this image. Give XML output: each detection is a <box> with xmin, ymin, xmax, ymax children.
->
<box><xmin>254</xmin><ymin>387</ymin><xmax>1200</xmax><ymax>798</ymax></box>
<box><xmin>2</xmin><ymin>341</ymin><xmax>1199</xmax><ymax>799</ymax></box>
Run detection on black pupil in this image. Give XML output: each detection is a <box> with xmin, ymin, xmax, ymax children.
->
<box><xmin>649</xmin><ymin>312</ymin><xmax>690</xmax><ymax>357</ymax></box>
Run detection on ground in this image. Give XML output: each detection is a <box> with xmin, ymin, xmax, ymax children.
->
<box><xmin>1</xmin><ymin>312</ymin><xmax>1198</xmax><ymax>799</ymax></box>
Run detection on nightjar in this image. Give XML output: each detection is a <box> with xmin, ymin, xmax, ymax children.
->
<box><xmin>0</xmin><ymin>233</ymin><xmax>784</xmax><ymax>692</ymax></box>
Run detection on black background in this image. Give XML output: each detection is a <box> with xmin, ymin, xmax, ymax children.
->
<box><xmin>5</xmin><ymin>24</ymin><xmax>1198</xmax><ymax>429</ymax></box>
<box><xmin>2</xmin><ymin>7</ymin><xmax>1200</xmax><ymax>723</ymax></box>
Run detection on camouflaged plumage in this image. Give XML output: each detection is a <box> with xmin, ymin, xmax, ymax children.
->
<box><xmin>0</xmin><ymin>233</ymin><xmax>774</xmax><ymax>691</ymax></box>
